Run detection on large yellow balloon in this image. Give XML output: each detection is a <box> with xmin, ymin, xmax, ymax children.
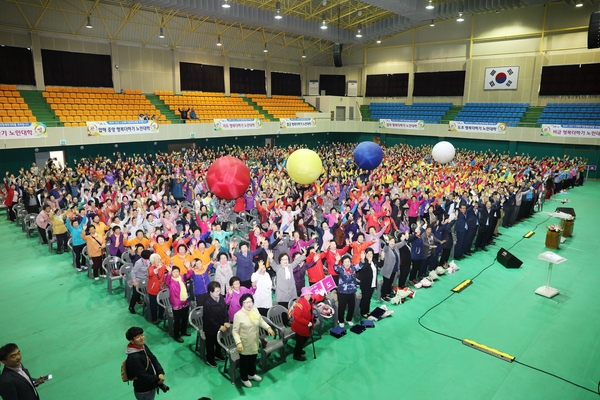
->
<box><xmin>286</xmin><ymin>149</ymin><xmax>323</xmax><ymax>184</ymax></box>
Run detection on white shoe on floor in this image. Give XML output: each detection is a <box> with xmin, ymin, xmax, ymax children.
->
<box><xmin>100</xmin><ymin>274</ymin><xmax>107</xmax><ymax>278</ymax></box>
<box><xmin>242</xmin><ymin>380</ymin><xmax>252</xmax><ymax>388</ymax></box>
<box><xmin>346</xmin><ymin>321</ymin><xmax>354</xmax><ymax>327</ymax></box>
<box><xmin>338</xmin><ymin>323</ymin><xmax>345</xmax><ymax>328</ymax></box>
<box><xmin>76</xmin><ymin>268</ymin><xmax>83</xmax><ymax>272</ymax></box>
<box><xmin>94</xmin><ymin>277</ymin><xmax>99</xmax><ymax>281</ymax></box>
<box><xmin>249</xmin><ymin>374</ymin><xmax>262</xmax><ymax>382</ymax></box>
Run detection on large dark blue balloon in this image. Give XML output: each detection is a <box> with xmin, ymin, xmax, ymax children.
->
<box><xmin>353</xmin><ymin>141</ymin><xmax>383</xmax><ymax>170</ymax></box>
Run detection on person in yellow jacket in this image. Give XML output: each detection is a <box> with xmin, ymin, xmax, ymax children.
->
<box><xmin>232</xmin><ymin>293</ymin><xmax>275</xmax><ymax>388</ymax></box>
<box><xmin>48</xmin><ymin>209</ymin><xmax>69</xmax><ymax>254</ymax></box>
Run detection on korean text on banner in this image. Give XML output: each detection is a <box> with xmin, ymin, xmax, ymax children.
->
<box><xmin>448</xmin><ymin>121</ymin><xmax>507</xmax><ymax>134</ymax></box>
<box><xmin>309</xmin><ymin>276</ymin><xmax>337</xmax><ymax>296</ymax></box>
<box><xmin>214</xmin><ymin>118</ymin><xmax>262</xmax><ymax>131</ymax></box>
<box><xmin>379</xmin><ymin>119</ymin><xmax>425</xmax><ymax>130</ymax></box>
<box><xmin>87</xmin><ymin>120</ymin><xmax>159</xmax><ymax>136</ymax></box>
<box><xmin>280</xmin><ymin>118</ymin><xmax>317</xmax><ymax>129</ymax></box>
<box><xmin>541</xmin><ymin>124</ymin><xmax>600</xmax><ymax>138</ymax></box>
<box><xmin>0</xmin><ymin>122</ymin><xmax>47</xmax><ymax>139</ymax></box>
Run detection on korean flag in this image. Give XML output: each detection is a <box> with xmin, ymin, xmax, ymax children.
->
<box><xmin>484</xmin><ymin>67</ymin><xmax>519</xmax><ymax>90</ymax></box>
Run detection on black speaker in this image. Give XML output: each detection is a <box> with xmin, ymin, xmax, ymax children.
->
<box><xmin>333</xmin><ymin>43</ymin><xmax>343</xmax><ymax>67</ymax></box>
<box><xmin>588</xmin><ymin>12</ymin><xmax>600</xmax><ymax>49</ymax></box>
<box><xmin>497</xmin><ymin>248</ymin><xmax>523</xmax><ymax>269</ymax></box>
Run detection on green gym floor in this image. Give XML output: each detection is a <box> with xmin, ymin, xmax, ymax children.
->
<box><xmin>1</xmin><ymin>183</ymin><xmax>600</xmax><ymax>400</ymax></box>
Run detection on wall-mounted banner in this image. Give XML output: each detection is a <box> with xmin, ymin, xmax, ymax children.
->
<box><xmin>280</xmin><ymin>118</ymin><xmax>317</xmax><ymax>129</ymax></box>
<box><xmin>379</xmin><ymin>119</ymin><xmax>425</xmax><ymax>130</ymax></box>
<box><xmin>214</xmin><ymin>118</ymin><xmax>262</xmax><ymax>131</ymax></box>
<box><xmin>541</xmin><ymin>124</ymin><xmax>600</xmax><ymax>138</ymax></box>
<box><xmin>449</xmin><ymin>121</ymin><xmax>507</xmax><ymax>134</ymax></box>
<box><xmin>0</xmin><ymin>122</ymin><xmax>47</xmax><ymax>139</ymax></box>
<box><xmin>87</xmin><ymin>120</ymin><xmax>159</xmax><ymax>136</ymax></box>
<box><xmin>484</xmin><ymin>67</ymin><xmax>519</xmax><ymax>90</ymax></box>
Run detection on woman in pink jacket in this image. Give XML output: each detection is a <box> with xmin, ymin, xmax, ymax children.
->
<box><xmin>406</xmin><ymin>195</ymin><xmax>425</xmax><ymax>229</ymax></box>
<box><xmin>164</xmin><ymin>265</ymin><xmax>193</xmax><ymax>343</ymax></box>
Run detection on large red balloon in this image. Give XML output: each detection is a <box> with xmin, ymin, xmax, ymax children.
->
<box><xmin>206</xmin><ymin>156</ymin><xmax>251</xmax><ymax>200</ymax></box>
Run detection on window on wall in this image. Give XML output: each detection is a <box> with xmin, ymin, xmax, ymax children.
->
<box><xmin>271</xmin><ymin>72</ymin><xmax>301</xmax><ymax>96</ymax></box>
<box><xmin>41</xmin><ymin>49</ymin><xmax>113</xmax><ymax>88</ymax></box>
<box><xmin>413</xmin><ymin>70</ymin><xmax>465</xmax><ymax>96</ymax></box>
<box><xmin>319</xmin><ymin>74</ymin><xmax>345</xmax><ymax>96</ymax></box>
<box><xmin>365</xmin><ymin>73</ymin><xmax>409</xmax><ymax>97</ymax></box>
<box><xmin>0</xmin><ymin>46</ymin><xmax>36</xmax><ymax>86</ymax></box>
<box><xmin>539</xmin><ymin>63</ymin><xmax>600</xmax><ymax>96</ymax></box>
<box><xmin>230</xmin><ymin>67</ymin><xmax>266</xmax><ymax>94</ymax></box>
<box><xmin>180</xmin><ymin>62</ymin><xmax>225</xmax><ymax>92</ymax></box>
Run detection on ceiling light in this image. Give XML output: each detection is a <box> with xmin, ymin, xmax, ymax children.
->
<box><xmin>426</xmin><ymin>0</ymin><xmax>434</xmax><ymax>10</ymax></box>
<box><xmin>159</xmin><ymin>28</ymin><xmax>164</xmax><ymax>38</ymax></box>
<box><xmin>355</xmin><ymin>23</ymin><xmax>362</xmax><ymax>38</ymax></box>
<box><xmin>457</xmin><ymin>12</ymin><xmax>464</xmax><ymax>22</ymax></box>
<box><xmin>430</xmin><ymin>19</ymin><xmax>435</xmax><ymax>26</ymax></box>
<box><xmin>321</xmin><ymin>14</ymin><xmax>328</xmax><ymax>29</ymax></box>
<box><xmin>263</xmin><ymin>44</ymin><xmax>268</xmax><ymax>53</ymax></box>
<box><xmin>302</xmin><ymin>50</ymin><xmax>306</xmax><ymax>58</ymax></box>
<box><xmin>376</xmin><ymin>37</ymin><xmax>381</xmax><ymax>44</ymax></box>
<box><xmin>575</xmin><ymin>0</ymin><xmax>583</xmax><ymax>6</ymax></box>
<box><xmin>222</xmin><ymin>0</ymin><xmax>230</xmax><ymax>8</ymax></box>
<box><xmin>86</xmin><ymin>16</ymin><xmax>92</xmax><ymax>28</ymax></box>
<box><xmin>275</xmin><ymin>1</ymin><xmax>283</xmax><ymax>18</ymax></box>
<box><xmin>217</xmin><ymin>35</ymin><xmax>222</xmax><ymax>46</ymax></box>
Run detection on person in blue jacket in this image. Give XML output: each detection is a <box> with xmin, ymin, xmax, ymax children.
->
<box><xmin>333</xmin><ymin>253</ymin><xmax>363</xmax><ymax>327</ymax></box>
<box><xmin>230</xmin><ymin>242</ymin><xmax>263</xmax><ymax>288</ymax></box>
<box><xmin>66</xmin><ymin>215</ymin><xmax>87</xmax><ymax>271</ymax></box>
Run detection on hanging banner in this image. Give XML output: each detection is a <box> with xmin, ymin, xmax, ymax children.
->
<box><xmin>0</xmin><ymin>122</ymin><xmax>47</xmax><ymax>139</ymax></box>
<box><xmin>541</xmin><ymin>124</ymin><xmax>600</xmax><ymax>138</ymax></box>
<box><xmin>87</xmin><ymin>120</ymin><xmax>159</xmax><ymax>136</ymax></box>
<box><xmin>379</xmin><ymin>119</ymin><xmax>425</xmax><ymax>130</ymax></box>
<box><xmin>448</xmin><ymin>121</ymin><xmax>507</xmax><ymax>134</ymax></box>
<box><xmin>214</xmin><ymin>118</ymin><xmax>262</xmax><ymax>131</ymax></box>
<box><xmin>279</xmin><ymin>118</ymin><xmax>316</xmax><ymax>129</ymax></box>
<box><xmin>484</xmin><ymin>66</ymin><xmax>519</xmax><ymax>90</ymax></box>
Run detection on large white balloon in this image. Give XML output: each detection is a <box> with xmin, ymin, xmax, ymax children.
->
<box><xmin>431</xmin><ymin>141</ymin><xmax>456</xmax><ymax>164</ymax></box>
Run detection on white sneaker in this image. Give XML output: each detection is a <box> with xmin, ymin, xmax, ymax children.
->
<box><xmin>100</xmin><ymin>274</ymin><xmax>107</xmax><ymax>278</ymax></box>
<box><xmin>94</xmin><ymin>277</ymin><xmax>99</xmax><ymax>281</ymax></box>
<box><xmin>249</xmin><ymin>374</ymin><xmax>262</xmax><ymax>382</ymax></box>
<box><xmin>82</xmin><ymin>266</ymin><xmax>88</xmax><ymax>270</ymax></box>
<box><xmin>76</xmin><ymin>268</ymin><xmax>83</xmax><ymax>272</ymax></box>
<box><xmin>338</xmin><ymin>323</ymin><xmax>345</xmax><ymax>328</ymax></box>
<box><xmin>346</xmin><ymin>321</ymin><xmax>354</xmax><ymax>327</ymax></box>
<box><xmin>242</xmin><ymin>380</ymin><xmax>252</xmax><ymax>388</ymax></box>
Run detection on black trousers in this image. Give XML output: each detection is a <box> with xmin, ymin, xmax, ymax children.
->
<box><xmin>91</xmin><ymin>256</ymin><xmax>103</xmax><ymax>278</ymax></box>
<box><xmin>55</xmin><ymin>232</ymin><xmax>68</xmax><ymax>252</ymax></box>
<box><xmin>439</xmin><ymin>248</ymin><xmax>451</xmax><ymax>266</ymax></box>
<box><xmin>359</xmin><ymin>286</ymin><xmax>374</xmax><ymax>316</ymax></box>
<box><xmin>8</xmin><ymin>205</ymin><xmax>16</xmax><ymax>221</ymax></box>
<box><xmin>381</xmin><ymin>276</ymin><xmax>394</xmax><ymax>299</ymax></box>
<box><xmin>129</xmin><ymin>289</ymin><xmax>141</xmax><ymax>310</ymax></box>
<box><xmin>475</xmin><ymin>226</ymin><xmax>490</xmax><ymax>249</ymax></box>
<box><xmin>38</xmin><ymin>226</ymin><xmax>48</xmax><ymax>243</ymax></box>
<box><xmin>25</xmin><ymin>204</ymin><xmax>39</xmax><ymax>214</ymax></box>
<box><xmin>173</xmin><ymin>306</ymin><xmax>189</xmax><ymax>338</ymax></box>
<box><xmin>240</xmin><ymin>280</ymin><xmax>252</xmax><ymax>289</ymax></box>
<box><xmin>278</xmin><ymin>302</ymin><xmax>290</xmax><ymax>326</ymax></box>
<box><xmin>73</xmin><ymin>244</ymin><xmax>85</xmax><ymax>269</ymax></box>
<box><xmin>409</xmin><ymin>259</ymin><xmax>422</xmax><ymax>281</ymax></box>
<box><xmin>294</xmin><ymin>335</ymin><xmax>309</xmax><ymax>358</ymax></box>
<box><xmin>205</xmin><ymin>333</ymin><xmax>222</xmax><ymax>363</ymax></box>
<box><xmin>239</xmin><ymin>353</ymin><xmax>258</xmax><ymax>381</ymax></box>
<box><xmin>337</xmin><ymin>293</ymin><xmax>355</xmax><ymax>323</ymax></box>
<box><xmin>149</xmin><ymin>294</ymin><xmax>164</xmax><ymax>322</ymax></box>
<box><xmin>257</xmin><ymin>308</ymin><xmax>268</xmax><ymax>317</ymax></box>
<box><xmin>397</xmin><ymin>260</ymin><xmax>411</xmax><ymax>289</ymax></box>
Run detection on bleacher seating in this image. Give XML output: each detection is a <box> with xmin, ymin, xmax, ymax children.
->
<box><xmin>157</xmin><ymin>91</ymin><xmax>264</xmax><ymax>123</ymax></box>
<box><xmin>247</xmin><ymin>94</ymin><xmax>316</xmax><ymax>119</ymax></box>
<box><xmin>537</xmin><ymin>103</ymin><xmax>600</xmax><ymax>126</ymax></box>
<box><xmin>0</xmin><ymin>84</ymin><xmax>37</xmax><ymax>123</ymax></box>
<box><xmin>455</xmin><ymin>102</ymin><xmax>528</xmax><ymax>127</ymax></box>
<box><xmin>43</xmin><ymin>87</ymin><xmax>166</xmax><ymax>127</ymax></box>
<box><xmin>368</xmin><ymin>102</ymin><xmax>452</xmax><ymax>123</ymax></box>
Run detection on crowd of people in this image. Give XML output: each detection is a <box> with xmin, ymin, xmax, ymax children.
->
<box><xmin>1</xmin><ymin>142</ymin><xmax>586</xmax><ymax>396</ymax></box>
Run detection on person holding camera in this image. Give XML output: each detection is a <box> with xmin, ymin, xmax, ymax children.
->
<box><xmin>125</xmin><ymin>327</ymin><xmax>166</xmax><ymax>400</ymax></box>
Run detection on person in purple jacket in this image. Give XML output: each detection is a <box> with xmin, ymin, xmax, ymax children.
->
<box><xmin>230</xmin><ymin>242</ymin><xmax>263</xmax><ymax>288</ymax></box>
<box><xmin>225</xmin><ymin>276</ymin><xmax>256</xmax><ymax>322</ymax></box>
<box><xmin>164</xmin><ymin>265</ymin><xmax>193</xmax><ymax>343</ymax></box>
<box><xmin>106</xmin><ymin>225</ymin><xmax>126</xmax><ymax>257</ymax></box>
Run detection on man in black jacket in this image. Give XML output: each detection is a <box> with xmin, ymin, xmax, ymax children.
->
<box><xmin>125</xmin><ymin>327</ymin><xmax>165</xmax><ymax>400</ymax></box>
<box><xmin>197</xmin><ymin>282</ymin><xmax>229</xmax><ymax>368</ymax></box>
<box><xmin>0</xmin><ymin>343</ymin><xmax>45</xmax><ymax>400</ymax></box>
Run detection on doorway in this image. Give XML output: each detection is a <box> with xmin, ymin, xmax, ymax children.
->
<box><xmin>336</xmin><ymin>106</ymin><xmax>346</xmax><ymax>121</ymax></box>
<box><xmin>35</xmin><ymin>150</ymin><xmax>66</xmax><ymax>170</ymax></box>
